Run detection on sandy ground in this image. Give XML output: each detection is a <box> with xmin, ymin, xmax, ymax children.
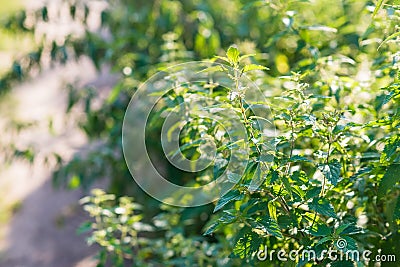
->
<box><xmin>0</xmin><ymin>57</ymin><xmax>115</xmax><ymax>267</ymax></box>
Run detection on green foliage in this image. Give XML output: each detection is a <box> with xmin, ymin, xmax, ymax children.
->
<box><xmin>2</xmin><ymin>0</ymin><xmax>400</xmax><ymax>266</ymax></box>
<box><xmin>81</xmin><ymin>189</ymin><xmax>234</xmax><ymax>266</ymax></box>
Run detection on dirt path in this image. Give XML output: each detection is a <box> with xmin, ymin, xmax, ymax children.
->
<box><xmin>0</xmin><ymin>58</ymin><xmax>114</xmax><ymax>267</ymax></box>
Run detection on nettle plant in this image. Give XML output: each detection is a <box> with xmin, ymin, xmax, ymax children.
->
<box><xmin>81</xmin><ymin>47</ymin><xmax>399</xmax><ymax>266</ymax></box>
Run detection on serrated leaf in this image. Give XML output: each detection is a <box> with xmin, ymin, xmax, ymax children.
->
<box><xmin>257</xmin><ymin>216</ymin><xmax>283</xmax><ymax>238</ymax></box>
<box><xmin>77</xmin><ymin>221</ymin><xmax>92</xmax><ymax>234</ymax></box>
<box><xmin>309</xmin><ymin>198</ymin><xmax>337</xmax><ymax>218</ymax></box>
<box><xmin>339</xmin><ymin>224</ymin><xmax>365</xmax><ymax>235</ymax></box>
<box><xmin>290</xmin><ymin>155</ymin><xmax>312</xmax><ymax>162</ymax></box>
<box><xmin>204</xmin><ymin>210</ymin><xmax>237</xmax><ymax>235</ymax></box>
<box><xmin>378</xmin><ymin>31</ymin><xmax>400</xmax><ymax>50</ymax></box>
<box><xmin>309</xmin><ymin>223</ymin><xmax>331</xmax><ymax>237</ymax></box>
<box><xmin>373</xmin><ymin>0</ymin><xmax>385</xmax><ymax>17</ymax></box>
<box><xmin>381</xmin><ymin>137</ymin><xmax>400</xmax><ymax>162</ymax></box>
<box><xmin>378</xmin><ymin>164</ymin><xmax>400</xmax><ymax>198</ymax></box>
<box><xmin>277</xmin><ymin>215</ymin><xmax>295</xmax><ymax>229</ymax></box>
<box><xmin>394</xmin><ymin>196</ymin><xmax>400</xmax><ymax>220</ymax></box>
<box><xmin>336</xmin><ymin>236</ymin><xmax>358</xmax><ymax>251</ymax></box>
<box><xmin>301</xmin><ymin>25</ymin><xmax>337</xmax><ymax>33</ymax></box>
<box><xmin>319</xmin><ymin>159</ymin><xmax>341</xmax><ymax>186</ymax></box>
<box><xmin>305</xmin><ymin>186</ymin><xmax>321</xmax><ymax>200</ymax></box>
<box><xmin>214</xmin><ymin>189</ymin><xmax>243</xmax><ymax>212</ymax></box>
<box><xmin>292</xmin><ymin>185</ymin><xmax>306</xmax><ymax>200</ymax></box>
<box><xmin>268</xmin><ymin>201</ymin><xmax>277</xmax><ymax>221</ymax></box>
<box><xmin>198</xmin><ymin>65</ymin><xmax>227</xmax><ymax>74</ymax></box>
<box><xmin>239</xmin><ymin>54</ymin><xmax>256</xmax><ymax>61</ymax></box>
<box><xmin>292</xmin><ymin>171</ymin><xmax>308</xmax><ymax>183</ymax></box>
<box><xmin>227</xmin><ymin>172</ymin><xmax>242</xmax><ymax>183</ymax></box>
<box><xmin>316</xmin><ymin>236</ymin><xmax>332</xmax><ymax>246</ymax></box>
<box><xmin>226</xmin><ymin>46</ymin><xmax>240</xmax><ymax>65</ymax></box>
<box><xmin>219</xmin><ymin>210</ymin><xmax>237</xmax><ymax>223</ymax></box>
<box><xmin>281</xmin><ymin>175</ymin><xmax>293</xmax><ymax>198</ymax></box>
<box><xmin>243</xmin><ymin>64</ymin><xmax>268</xmax><ymax>73</ymax></box>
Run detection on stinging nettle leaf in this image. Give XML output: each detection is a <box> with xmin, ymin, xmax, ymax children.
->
<box><xmin>243</xmin><ymin>64</ymin><xmax>269</xmax><ymax>73</ymax></box>
<box><xmin>227</xmin><ymin>172</ymin><xmax>242</xmax><ymax>183</ymax></box>
<box><xmin>239</xmin><ymin>54</ymin><xmax>256</xmax><ymax>61</ymax></box>
<box><xmin>301</xmin><ymin>25</ymin><xmax>337</xmax><ymax>33</ymax></box>
<box><xmin>378</xmin><ymin>164</ymin><xmax>400</xmax><ymax>198</ymax></box>
<box><xmin>233</xmin><ymin>230</ymin><xmax>262</xmax><ymax>259</ymax></box>
<box><xmin>308</xmin><ymin>223</ymin><xmax>331</xmax><ymax>237</ymax></box>
<box><xmin>290</xmin><ymin>155</ymin><xmax>312</xmax><ymax>162</ymax></box>
<box><xmin>257</xmin><ymin>216</ymin><xmax>283</xmax><ymax>238</ymax></box>
<box><xmin>319</xmin><ymin>159</ymin><xmax>341</xmax><ymax>186</ymax></box>
<box><xmin>226</xmin><ymin>46</ymin><xmax>240</xmax><ymax>65</ymax></box>
<box><xmin>309</xmin><ymin>197</ymin><xmax>337</xmax><ymax>218</ymax></box>
<box><xmin>373</xmin><ymin>0</ymin><xmax>385</xmax><ymax>17</ymax></box>
<box><xmin>378</xmin><ymin>31</ymin><xmax>400</xmax><ymax>50</ymax></box>
<box><xmin>394</xmin><ymin>196</ymin><xmax>400</xmax><ymax>221</ymax></box>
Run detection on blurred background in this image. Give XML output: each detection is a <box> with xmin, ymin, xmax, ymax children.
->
<box><xmin>0</xmin><ymin>0</ymin><xmax>398</xmax><ymax>266</ymax></box>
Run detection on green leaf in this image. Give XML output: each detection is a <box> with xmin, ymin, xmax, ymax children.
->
<box><xmin>292</xmin><ymin>185</ymin><xmax>306</xmax><ymax>200</ymax></box>
<box><xmin>268</xmin><ymin>201</ymin><xmax>277</xmax><ymax>221</ymax></box>
<box><xmin>309</xmin><ymin>198</ymin><xmax>337</xmax><ymax>218</ymax></box>
<box><xmin>77</xmin><ymin>221</ymin><xmax>92</xmax><ymax>234</ymax></box>
<box><xmin>291</xmin><ymin>171</ymin><xmax>308</xmax><ymax>183</ymax></box>
<box><xmin>242</xmin><ymin>64</ymin><xmax>268</xmax><ymax>73</ymax></box>
<box><xmin>305</xmin><ymin>187</ymin><xmax>321</xmax><ymax>200</ymax></box>
<box><xmin>213</xmin><ymin>189</ymin><xmax>243</xmax><ymax>212</ymax></box>
<box><xmin>257</xmin><ymin>154</ymin><xmax>274</xmax><ymax>163</ymax></box>
<box><xmin>204</xmin><ymin>210</ymin><xmax>238</xmax><ymax>235</ymax></box>
<box><xmin>226</xmin><ymin>46</ymin><xmax>240</xmax><ymax>65</ymax></box>
<box><xmin>203</xmin><ymin>221</ymin><xmax>220</xmax><ymax>235</ymax></box>
<box><xmin>319</xmin><ymin>159</ymin><xmax>341</xmax><ymax>186</ymax></box>
<box><xmin>281</xmin><ymin>175</ymin><xmax>293</xmax><ymax>198</ymax></box>
<box><xmin>373</xmin><ymin>0</ymin><xmax>385</xmax><ymax>17</ymax></box>
<box><xmin>68</xmin><ymin>175</ymin><xmax>81</xmax><ymax>189</ymax></box>
<box><xmin>198</xmin><ymin>65</ymin><xmax>227</xmax><ymax>73</ymax></box>
<box><xmin>316</xmin><ymin>236</ymin><xmax>332</xmax><ymax>246</ymax></box>
<box><xmin>301</xmin><ymin>25</ymin><xmax>337</xmax><ymax>33</ymax></box>
<box><xmin>227</xmin><ymin>172</ymin><xmax>242</xmax><ymax>183</ymax></box>
<box><xmin>378</xmin><ymin>31</ymin><xmax>400</xmax><ymax>50</ymax></box>
<box><xmin>309</xmin><ymin>223</ymin><xmax>331</xmax><ymax>236</ymax></box>
<box><xmin>257</xmin><ymin>216</ymin><xmax>283</xmax><ymax>238</ymax></box>
<box><xmin>378</xmin><ymin>164</ymin><xmax>400</xmax><ymax>198</ymax></box>
<box><xmin>169</xmin><ymin>139</ymin><xmax>206</xmax><ymax>158</ymax></box>
<box><xmin>277</xmin><ymin>215</ymin><xmax>295</xmax><ymax>229</ymax></box>
<box><xmin>239</xmin><ymin>54</ymin><xmax>256</xmax><ymax>61</ymax></box>
<box><xmin>290</xmin><ymin>155</ymin><xmax>312</xmax><ymax>162</ymax></box>
<box><xmin>330</xmin><ymin>260</ymin><xmax>355</xmax><ymax>267</ymax></box>
<box><xmin>394</xmin><ymin>196</ymin><xmax>400</xmax><ymax>220</ymax></box>
<box><xmin>214</xmin><ymin>55</ymin><xmax>230</xmax><ymax>63</ymax></box>
<box><xmin>335</xmin><ymin>236</ymin><xmax>358</xmax><ymax>251</ymax></box>
<box><xmin>219</xmin><ymin>210</ymin><xmax>237</xmax><ymax>223</ymax></box>
<box><xmin>270</xmin><ymin>170</ymin><xmax>280</xmax><ymax>183</ymax></box>
<box><xmin>232</xmin><ymin>230</ymin><xmax>262</xmax><ymax>259</ymax></box>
